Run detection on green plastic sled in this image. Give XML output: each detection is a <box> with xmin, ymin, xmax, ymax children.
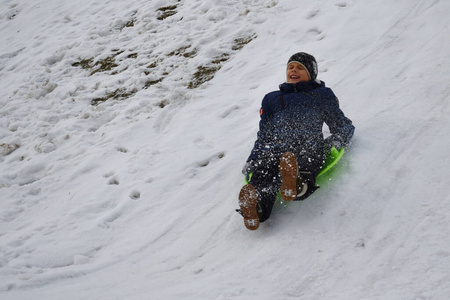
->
<box><xmin>244</xmin><ymin>146</ymin><xmax>345</xmax><ymax>185</ymax></box>
<box><xmin>317</xmin><ymin>146</ymin><xmax>345</xmax><ymax>178</ymax></box>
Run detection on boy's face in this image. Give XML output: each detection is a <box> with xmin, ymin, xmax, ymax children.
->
<box><xmin>286</xmin><ymin>62</ymin><xmax>310</xmax><ymax>83</ymax></box>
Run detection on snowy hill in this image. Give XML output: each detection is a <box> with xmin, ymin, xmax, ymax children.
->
<box><xmin>1</xmin><ymin>0</ymin><xmax>450</xmax><ymax>299</ymax></box>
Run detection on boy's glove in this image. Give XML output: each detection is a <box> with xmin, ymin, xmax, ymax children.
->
<box><xmin>324</xmin><ymin>135</ymin><xmax>344</xmax><ymax>150</ymax></box>
<box><xmin>242</xmin><ymin>160</ymin><xmax>257</xmax><ymax>176</ymax></box>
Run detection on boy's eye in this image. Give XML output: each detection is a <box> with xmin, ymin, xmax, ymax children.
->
<box><xmin>289</xmin><ymin>65</ymin><xmax>303</xmax><ymax>70</ymax></box>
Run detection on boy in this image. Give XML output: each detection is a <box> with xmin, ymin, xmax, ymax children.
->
<box><xmin>238</xmin><ymin>52</ymin><xmax>355</xmax><ymax>230</ymax></box>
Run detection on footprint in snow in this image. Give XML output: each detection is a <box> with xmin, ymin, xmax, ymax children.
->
<box><xmin>336</xmin><ymin>2</ymin><xmax>348</xmax><ymax>8</ymax></box>
<box><xmin>115</xmin><ymin>146</ymin><xmax>129</xmax><ymax>153</ymax></box>
<box><xmin>305</xmin><ymin>27</ymin><xmax>326</xmax><ymax>42</ymax></box>
<box><xmin>108</xmin><ymin>177</ymin><xmax>120</xmax><ymax>185</ymax></box>
<box><xmin>130</xmin><ymin>190</ymin><xmax>140</xmax><ymax>200</ymax></box>
<box><xmin>305</xmin><ymin>9</ymin><xmax>320</xmax><ymax>19</ymax></box>
<box><xmin>197</xmin><ymin>152</ymin><xmax>225</xmax><ymax>168</ymax></box>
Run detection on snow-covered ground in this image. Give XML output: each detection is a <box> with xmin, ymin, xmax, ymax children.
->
<box><xmin>1</xmin><ymin>0</ymin><xmax>450</xmax><ymax>299</ymax></box>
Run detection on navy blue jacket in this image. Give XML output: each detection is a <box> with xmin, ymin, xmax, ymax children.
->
<box><xmin>247</xmin><ymin>80</ymin><xmax>354</xmax><ymax>163</ymax></box>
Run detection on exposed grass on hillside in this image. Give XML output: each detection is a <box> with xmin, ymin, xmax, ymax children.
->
<box><xmin>72</xmin><ymin>9</ymin><xmax>256</xmax><ymax>104</ymax></box>
<box><xmin>189</xmin><ymin>65</ymin><xmax>221</xmax><ymax>89</ymax></box>
<box><xmin>188</xmin><ymin>34</ymin><xmax>256</xmax><ymax>89</ymax></box>
<box><xmin>91</xmin><ymin>88</ymin><xmax>135</xmax><ymax>106</ymax></box>
<box><xmin>72</xmin><ymin>51</ymin><xmax>124</xmax><ymax>76</ymax></box>
<box><xmin>156</xmin><ymin>5</ymin><xmax>178</xmax><ymax>20</ymax></box>
<box><xmin>232</xmin><ymin>34</ymin><xmax>257</xmax><ymax>51</ymax></box>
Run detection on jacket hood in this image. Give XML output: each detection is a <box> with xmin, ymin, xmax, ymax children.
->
<box><xmin>279</xmin><ymin>80</ymin><xmax>324</xmax><ymax>93</ymax></box>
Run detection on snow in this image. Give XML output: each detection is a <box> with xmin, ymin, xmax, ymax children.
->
<box><xmin>1</xmin><ymin>0</ymin><xmax>450</xmax><ymax>299</ymax></box>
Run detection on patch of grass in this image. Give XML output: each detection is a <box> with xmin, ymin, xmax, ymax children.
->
<box><xmin>183</xmin><ymin>49</ymin><xmax>197</xmax><ymax>58</ymax></box>
<box><xmin>232</xmin><ymin>34</ymin><xmax>257</xmax><ymax>51</ymax></box>
<box><xmin>212</xmin><ymin>53</ymin><xmax>230</xmax><ymax>64</ymax></box>
<box><xmin>186</xmin><ymin>34</ymin><xmax>256</xmax><ymax>89</ymax></box>
<box><xmin>72</xmin><ymin>58</ymin><xmax>94</xmax><ymax>70</ymax></box>
<box><xmin>144</xmin><ymin>78</ymin><xmax>163</xmax><ymax>88</ymax></box>
<box><xmin>73</xmin><ymin>50</ymin><xmax>131</xmax><ymax>76</ymax></box>
<box><xmin>147</xmin><ymin>61</ymin><xmax>158</xmax><ymax>69</ymax></box>
<box><xmin>156</xmin><ymin>5</ymin><xmax>178</xmax><ymax>20</ymax></box>
<box><xmin>168</xmin><ymin>45</ymin><xmax>197</xmax><ymax>58</ymax></box>
<box><xmin>168</xmin><ymin>45</ymin><xmax>189</xmax><ymax>56</ymax></box>
<box><xmin>187</xmin><ymin>53</ymin><xmax>232</xmax><ymax>89</ymax></box>
<box><xmin>91</xmin><ymin>88</ymin><xmax>134</xmax><ymax>106</ymax></box>
<box><xmin>157</xmin><ymin>5</ymin><xmax>178</xmax><ymax>11</ymax></box>
<box><xmin>124</xmin><ymin>19</ymin><xmax>135</xmax><ymax>28</ymax></box>
<box><xmin>90</xmin><ymin>56</ymin><xmax>118</xmax><ymax>75</ymax></box>
<box><xmin>72</xmin><ymin>56</ymin><xmax>117</xmax><ymax>75</ymax></box>
<box><xmin>188</xmin><ymin>65</ymin><xmax>221</xmax><ymax>89</ymax></box>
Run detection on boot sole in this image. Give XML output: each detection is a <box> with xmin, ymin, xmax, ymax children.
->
<box><xmin>280</xmin><ymin>152</ymin><xmax>298</xmax><ymax>201</ymax></box>
<box><xmin>238</xmin><ymin>184</ymin><xmax>260</xmax><ymax>230</ymax></box>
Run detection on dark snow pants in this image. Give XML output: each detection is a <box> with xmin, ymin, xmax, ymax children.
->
<box><xmin>249</xmin><ymin>147</ymin><xmax>324</xmax><ymax>222</ymax></box>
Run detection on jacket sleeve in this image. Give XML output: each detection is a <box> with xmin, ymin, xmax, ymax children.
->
<box><xmin>247</xmin><ymin>95</ymin><xmax>274</xmax><ymax>162</ymax></box>
<box><xmin>323</xmin><ymin>93</ymin><xmax>355</xmax><ymax>148</ymax></box>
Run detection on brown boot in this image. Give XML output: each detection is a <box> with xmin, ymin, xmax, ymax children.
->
<box><xmin>238</xmin><ymin>184</ymin><xmax>260</xmax><ymax>230</ymax></box>
<box><xmin>280</xmin><ymin>152</ymin><xmax>298</xmax><ymax>201</ymax></box>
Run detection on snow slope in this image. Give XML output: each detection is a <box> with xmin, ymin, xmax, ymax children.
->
<box><xmin>1</xmin><ymin>0</ymin><xmax>450</xmax><ymax>299</ymax></box>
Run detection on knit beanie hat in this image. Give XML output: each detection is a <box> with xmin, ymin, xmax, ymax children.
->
<box><xmin>287</xmin><ymin>52</ymin><xmax>318</xmax><ymax>81</ymax></box>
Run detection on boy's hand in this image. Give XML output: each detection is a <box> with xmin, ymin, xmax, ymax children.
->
<box><xmin>324</xmin><ymin>135</ymin><xmax>343</xmax><ymax>150</ymax></box>
<box><xmin>242</xmin><ymin>160</ymin><xmax>257</xmax><ymax>176</ymax></box>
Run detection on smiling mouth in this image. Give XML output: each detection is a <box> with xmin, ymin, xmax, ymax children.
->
<box><xmin>290</xmin><ymin>75</ymin><xmax>300</xmax><ymax>80</ymax></box>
